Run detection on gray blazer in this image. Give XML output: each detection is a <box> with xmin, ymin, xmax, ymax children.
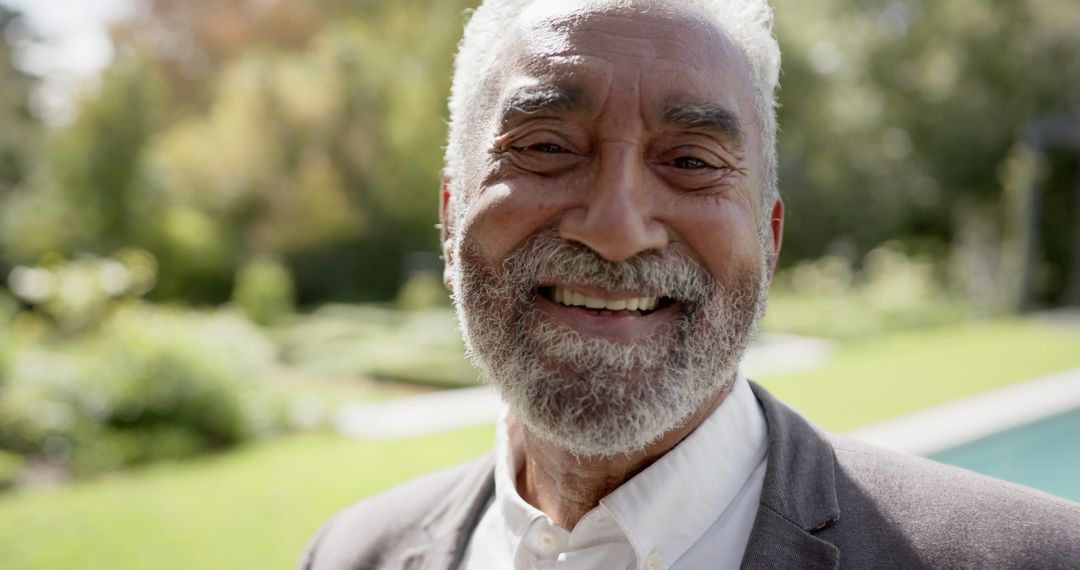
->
<box><xmin>299</xmin><ymin>383</ymin><xmax>1080</xmax><ymax>569</ymax></box>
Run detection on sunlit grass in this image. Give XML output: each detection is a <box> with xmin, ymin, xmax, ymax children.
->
<box><xmin>0</xmin><ymin>427</ymin><xmax>495</xmax><ymax>570</ymax></box>
<box><xmin>757</xmin><ymin>318</ymin><xmax>1080</xmax><ymax>431</ymax></box>
<box><xmin>2</xmin><ymin>317</ymin><xmax>1079</xmax><ymax>569</ymax></box>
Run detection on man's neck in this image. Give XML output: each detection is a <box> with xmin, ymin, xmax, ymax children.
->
<box><xmin>515</xmin><ymin>383</ymin><xmax>733</xmax><ymax>529</ymax></box>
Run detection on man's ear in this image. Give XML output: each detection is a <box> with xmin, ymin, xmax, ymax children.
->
<box><xmin>766</xmin><ymin>197</ymin><xmax>784</xmax><ymax>283</ymax></box>
<box><xmin>439</xmin><ymin>174</ymin><xmax>455</xmax><ymax>290</ymax></box>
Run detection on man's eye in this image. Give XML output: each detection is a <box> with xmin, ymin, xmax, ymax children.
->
<box><xmin>671</xmin><ymin>156</ymin><xmax>710</xmax><ymax>169</ymax></box>
<box><xmin>514</xmin><ymin>143</ymin><xmax>567</xmax><ymax>154</ymax></box>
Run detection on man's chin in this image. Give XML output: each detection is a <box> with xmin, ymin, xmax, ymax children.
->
<box><xmin>487</xmin><ymin>355</ymin><xmax>712</xmax><ymax>458</ymax></box>
<box><xmin>511</xmin><ymin>405</ymin><xmax>671</xmax><ymax>459</ymax></box>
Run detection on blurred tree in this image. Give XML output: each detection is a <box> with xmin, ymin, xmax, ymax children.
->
<box><xmin>772</xmin><ymin>0</ymin><xmax>1080</xmax><ymax>280</ymax></box>
<box><xmin>0</xmin><ymin>5</ymin><xmax>41</xmax><ymax>276</ymax></box>
<box><xmin>12</xmin><ymin>0</ymin><xmax>1073</xmax><ymax>308</ymax></box>
<box><xmin>2</xmin><ymin>0</ymin><xmax>478</xmax><ymax>305</ymax></box>
<box><xmin>132</xmin><ymin>0</ymin><xmax>476</xmax><ymax>303</ymax></box>
<box><xmin>110</xmin><ymin>0</ymin><xmax>330</xmax><ymax>110</ymax></box>
<box><xmin>0</xmin><ymin>59</ymin><xmax>166</xmax><ymax>263</ymax></box>
<box><xmin>0</xmin><ymin>6</ymin><xmax>37</xmax><ymax>189</ymax></box>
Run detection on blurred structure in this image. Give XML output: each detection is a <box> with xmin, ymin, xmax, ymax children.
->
<box><xmin>1005</xmin><ymin>117</ymin><xmax>1080</xmax><ymax>309</ymax></box>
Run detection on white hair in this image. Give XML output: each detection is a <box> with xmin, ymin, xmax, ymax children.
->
<box><xmin>443</xmin><ymin>0</ymin><xmax>782</xmax><ymax>213</ymax></box>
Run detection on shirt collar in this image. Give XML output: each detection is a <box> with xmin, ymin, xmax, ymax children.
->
<box><xmin>492</xmin><ymin>407</ymin><xmax>542</xmax><ymax>556</ymax></box>
<box><xmin>491</xmin><ymin>373</ymin><xmax>768</xmax><ymax>568</ymax></box>
<box><xmin>600</xmin><ymin>373</ymin><xmax>767</xmax><ymax>566</ymax></box>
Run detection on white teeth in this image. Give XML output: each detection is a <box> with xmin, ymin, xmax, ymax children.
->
<box><xmin>550</xmin><ymin>287</ymin><xmax>660</xmax><ymax>312</ymax></box>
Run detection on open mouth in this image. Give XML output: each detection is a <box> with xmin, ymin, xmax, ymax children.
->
<box><xmin>536</xmin><ymin>285</ymin><xmax>675</xmax><ymax>317</ymax></box>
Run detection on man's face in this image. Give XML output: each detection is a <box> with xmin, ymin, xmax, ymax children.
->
<box><xmin>446</xmin><ymin>2</ymin><xmax>783</xmax><ymax>457</ymax></box>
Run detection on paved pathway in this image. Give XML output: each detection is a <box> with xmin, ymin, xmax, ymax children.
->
<box><xmin>847</xmin><ymin>367</ymin><xmax>1080</xmax><ymax>456</ymax></box>
<box><xmin>336</xmin><ymin>333</ymin><xmax>1080</xmax><ymax>455</ymax></box>
<box><xmin>1032</xmin><ymin>307</ymin><xmax>1080</xmax><ymax>328</ymax></box>
<box><xmin>335</xmin><ymin>333</ymin><xmax>833</xmax><ymax>439</ymax></box>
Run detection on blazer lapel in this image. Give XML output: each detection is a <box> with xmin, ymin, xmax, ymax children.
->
<box><xmin>401</xmin><ymin>452</ymin><xmax>496</xmax><ymax>569</ymax></box>
<box><xmin>740</xmin><ymin>508</ymin><xmax>839</xmax><ymax>569</ymax></box>
<box><xmin>742</xmin><ymin>383</ymin><xmax>841</xmax><ymax>570</ymax></box>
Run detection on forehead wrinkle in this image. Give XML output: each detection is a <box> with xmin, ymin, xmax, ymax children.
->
<box><xmin>530</xmin><ymin>26</ymin><xmax>713</xmax><ymax>66</ymax></box>
<box><xmin>509</xmin><ymin>8</ymin><xmax>752</xmax><ymax>109</ymax></box>
<box><xmin>524</xmin><ymin>5</ymin><xmax>726</xmax><ymax>60</ymax></box>
<box><xmin>526</xmin><ymin>4</ymin><xmax>717</xmax><ymax>41</ymax></box>
<box><xmin>553</xmin><ymin>28</ymin><xmax>659</xmax><ymax>59</ymax></box>
<box><xmin>493</xmin><ymin>3</ymin><xmax>759</xmax><ymax>149</ymax></box>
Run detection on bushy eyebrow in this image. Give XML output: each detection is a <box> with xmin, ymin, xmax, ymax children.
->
<box><xmin>661</xmin><ymin>99</ymin><xmax>745</xmax><ymax>148</ymax></box>
<box><xmin>497</xmin><ymin>84</ymin><xmax>585</xmax><ymax>128</ymax></box>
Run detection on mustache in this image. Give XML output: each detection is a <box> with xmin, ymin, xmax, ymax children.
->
<box><xmin>495</xmin><ymin>229</ymin><xmax>714</xmax><ymax>304</ymax></box>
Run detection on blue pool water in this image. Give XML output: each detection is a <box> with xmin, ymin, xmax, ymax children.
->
<box><xmin>929</xmin><ymin>407</ymin><xmax>1080</xmax><ymax>503</ymax></box>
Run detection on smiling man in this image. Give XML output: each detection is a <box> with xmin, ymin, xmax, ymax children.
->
<box><xmin>299</xmin><ymin>1</ymin><xmax>1080</xmax><ymax>569</ymax></box>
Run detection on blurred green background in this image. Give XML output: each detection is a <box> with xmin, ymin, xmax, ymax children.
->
<box><xmin>0</xmin><ymin>0</ymin><xmax>1078</xmax><ymax>568</ymax></box>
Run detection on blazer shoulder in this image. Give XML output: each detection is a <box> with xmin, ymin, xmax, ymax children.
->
<box><xmin>826</xmin><ymin>433</ymin><xmax>1080</xmax><ymax>567</ymax></box>
<box><xmin>298</xmin><ymin>452</ymin><xmax>495</xmax><ymax>570</ymax></box>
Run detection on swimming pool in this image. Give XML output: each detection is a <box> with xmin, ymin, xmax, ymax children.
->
<box><xmin>929</xmin><ymin>406</ymin><xmax>1080</xmax><ymax>503</ymax></box>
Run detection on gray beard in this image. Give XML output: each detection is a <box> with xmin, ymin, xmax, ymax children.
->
<box><xmin>451</xmin><ymin>229</ymin><xmax>768</xmax><ymax>459</ymax></box>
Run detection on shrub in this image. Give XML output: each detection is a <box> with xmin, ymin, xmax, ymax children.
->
<box><xmin>0</xmin><ymin>449</ymin><xmax>23</xmax><ymax>490</ymax></box>
<box><xmin>231</xmin><ymin>257</ymin><xmax>296</xmax><ymax>325</ymax></box>
<box><xmin>0</xmin><ymin>303</ymin><xmax>282</xmax><ymax>477</ymax></box>
<box><xmin>0</xmin><ymin>289</ymin><xmax>13</xmax><ymax>383</ymax></box>
<box><xmin>765</xmin><ymin>243</ymin><xmax>976</xmax><ymax>339</ymax></box>
<box><xmin>395</xmin><ymin>271</ymin><xmax>449</xmax><ymax>311</ymax></box>
<box><xmin>88</xmin><ymin>305</ymin><xmax>279</xmax><ymax>441</ymax></box>
<box><xmin>277</xmin><ymin>304</ymin><xmax>478</xmax><ymax>389</ymax></box>
<box><xmin>5</xmin><ymin>249</ymin><xmax>158</xmax><ymax>335</ymax></box>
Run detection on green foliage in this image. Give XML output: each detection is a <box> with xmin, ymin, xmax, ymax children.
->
<box><xmin>771</xmin><ymin>0</ymin><xmax>1080</xmax><ymax>268</ymax></box>
<box><xmin>3</xmin><ymin>0</ymin><xmax>1078</xmax><ymax>309</ymax></box>
<box><xmin>0</xmin><ymin>6</ymin><xmax>39</xmax><ymax>196</ymax></box>
<box><xmin>232</xmin><ymin>257</ymin><xmax>297</xmax><ymax>325</ymax></box>
<box><xmin>0</xmin><ymin>61</ymin><xmax>166</xmax><ymax>262</ymax></box>
<box><xmin>136</xmin><ymin>0</ymin><xmax>475</xmax><ymax>304</ymax></box>
<box><xmin>0</xmin><ymin>289</ymin><xmax>14</xmax><ymax>382</ymax></box>
<box><xmin>0</xmin><ymin>304</ymin><xmax>282</xmax><ymax>476</ymax></box>
<box><xmin>0</xmin><ymin>0</ymin><xmax>479</xmax><ymax>305</ymax></box>
<box><xmin>276</xmin><ymin>304</ymin><xmax>477</xmax><ymax>388</ymax></box>
<box><xmin>0</xmin><ymin>5</ymin><xmax>42</xmax><ymax>285</ymax></box>
<box><xmin>0</xmin><ymin>449</ymin><xmax>23</xmax><ymax>490</ymax></box>
<box><xmin>5</xmin><ymin>250</ymin><xmax>158</xmax><ymax>334</ymax></box>
<box><xmin>764</xmin><ymin>242</ymin><xmax>977</xmax><ymax>339</ymax></box>
<box><xmin>395</xmin><ymin>271</ymin><xmax>450</xmax><ymax>311</ymax></box>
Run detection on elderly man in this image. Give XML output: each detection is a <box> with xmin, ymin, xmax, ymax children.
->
<box><xmin>300</xmin><ymin>1</ymin><xmax>1080</xmax><ymax>568</ymax></box>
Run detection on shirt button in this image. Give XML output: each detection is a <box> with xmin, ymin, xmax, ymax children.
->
<box><xmin>539</xmin><ymin>530</ymin><xmax>558</xmax><ymax>553</ymax></box>
<box><xmin>645</xmin><ymin>551</ymin><xmax>663</xmax><ymax>570</ymax></box>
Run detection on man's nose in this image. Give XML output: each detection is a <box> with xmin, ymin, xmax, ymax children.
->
<box><xmin>558</xmin><ymin>146</ymin><xmax>668</xmax><ymax>262</ymax></box>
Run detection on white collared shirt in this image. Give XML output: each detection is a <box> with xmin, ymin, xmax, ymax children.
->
<box><xmin>459</xmin><ymin>374</ymin><xmax>768</xmax><ymax>570</ymax></box>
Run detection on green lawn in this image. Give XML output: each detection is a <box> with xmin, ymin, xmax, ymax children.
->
<box><xmin>758</xmin><ymin>318</ymin><xmax>1080</xmax><ymax>431</ymax></box>
<box><xmin>2</xmin><ymin>317</ymin><xmax>1079</xmax><ymax>569</ymax></box>
<box><xmin>0</xmin><ymin>427</ymin><xmax>495</xmax><ymax>570</ymax></box>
